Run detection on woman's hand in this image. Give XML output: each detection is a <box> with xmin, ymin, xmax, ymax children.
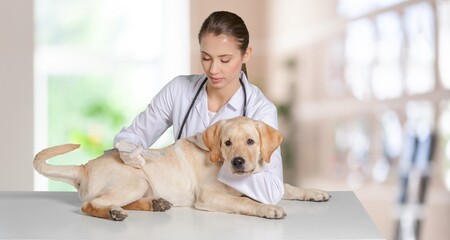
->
<box><xmin>115</xmin><ymin>141</ymin><xmax>145</xmax><ymax>169</ymax></box>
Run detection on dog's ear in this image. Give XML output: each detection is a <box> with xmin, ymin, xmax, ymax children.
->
<box><xmin>256</xmin><ymin>121</ymin><xmax>283</xmax><ymax>163</ymax></box>
<box><xmin>202</xmin><ymin>120</ymin><xmax>225</xmax><ymax>162</ymax></box>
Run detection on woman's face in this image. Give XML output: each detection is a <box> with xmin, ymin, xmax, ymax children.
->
<box><xmin>200</xmin><ymin>33</ymin><xmax>251</xmax><ymax>90</ymax></box>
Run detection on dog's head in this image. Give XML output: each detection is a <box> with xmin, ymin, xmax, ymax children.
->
<box><xmin>202</xmin><ymin>117</ymin><xmax>282</xmax><ymax>175</ymax></box>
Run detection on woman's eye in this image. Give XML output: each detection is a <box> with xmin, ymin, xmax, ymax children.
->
<box><xmin>221</xmin><ymin>59</ymin><xmax>230</xmax><ymax>63</ymax></box>
<box><xmin>202</xmin><ymin>58</ymin><xmax>211</xmax><ymax>61</ymax></box>
<box><xmin>247</xmin><ymin>139</ymin><xmax>255</xmax><ymax>145</ymax></box>
<box><xmin>225</xmin><ymin>140</ymin><xmax>232</xmax><ymax>146</ymax></box>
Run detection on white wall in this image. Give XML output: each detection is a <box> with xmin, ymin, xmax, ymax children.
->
<box><xmin>0</xmin><ymin>1</ymin><xmax>34</xmax><ymax>190</ymax></box>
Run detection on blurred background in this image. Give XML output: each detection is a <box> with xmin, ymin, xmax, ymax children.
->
<box><xmin>1</xmin><ymin>0</ymin><xmax>449</xmax><ymax>239</ymax></box>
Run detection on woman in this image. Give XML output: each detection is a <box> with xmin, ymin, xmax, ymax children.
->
<box><xmin>114</xmin><ymin>11</ymin><xmax>284</xmax><ymax>204</ymax></box>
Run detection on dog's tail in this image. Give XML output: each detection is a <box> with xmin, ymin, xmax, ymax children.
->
<box><xmin>33</xmin><ymin>144</ymin><xmax>83</xmax><ymax>189</ymax></box>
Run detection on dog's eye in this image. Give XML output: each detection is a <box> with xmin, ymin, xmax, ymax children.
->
<box><xmin>225</xmin><ymin>140</ymin><xmax>232</xmax><ymax>146</ymax></box>
<box><xmin>247</xmin><ymin>138</ymin><xmax>255</xmax><ymax>145</ymax></box>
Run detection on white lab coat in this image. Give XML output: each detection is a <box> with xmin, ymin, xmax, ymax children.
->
<box><xmin>114</xmin><ymin>72</ymin><xmax>284</xmax><ymax>204</ymax></box>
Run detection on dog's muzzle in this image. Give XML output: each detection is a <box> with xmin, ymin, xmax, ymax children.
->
<box><xmin>231</xmin><ymin>157</ymin><xmax>245</xmax><ymax>170</ymax></box>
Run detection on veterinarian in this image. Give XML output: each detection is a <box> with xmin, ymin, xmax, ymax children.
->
<box><xmin>114</xmin><ymin>11</ymin><xmax>284</xmax><ymax>205</ymax></box>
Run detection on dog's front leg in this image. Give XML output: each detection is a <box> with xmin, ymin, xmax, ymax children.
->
<box><xmin>282</xmin><ymin>183</ymin><xmax>330</xmax><ymax>201</ymax></box>
<box><xmin>194</xmin><ymin>191</ymin><xmax>286</xmax><ymax>219</ymax></box>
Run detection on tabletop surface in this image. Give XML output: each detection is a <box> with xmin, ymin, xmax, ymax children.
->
<box><xmin>0</xmin><ymin>191</ymin><xmax>384</xmax><ymax>240</ymax></box>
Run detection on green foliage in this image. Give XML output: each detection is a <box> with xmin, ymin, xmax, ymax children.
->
<box><xmin>47</xmin><ymin>74</ymin><xmax>128</xmax><ymax>191</ymax></box>
<box><xmin>277</xmin><ymin>104</ymin><xmax>291</xmax><ymax>118</ymax></box>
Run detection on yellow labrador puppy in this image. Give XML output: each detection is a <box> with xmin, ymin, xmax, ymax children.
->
<box><xmin>34</xmin><ymin>117</ymin><xmax>330</xmax><ymax>221</ymax></box>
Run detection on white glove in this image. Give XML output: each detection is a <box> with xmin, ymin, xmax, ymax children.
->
<box><xmin>115</xmin><ymin>141</ymin><xmax>145</xmax><ymax>169</ymax></box>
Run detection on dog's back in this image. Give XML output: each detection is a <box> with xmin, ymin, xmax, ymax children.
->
<box><xmin>139</xmin><ymin>139</ymin><xmax>224</xmax><ymax>206</ymax></box>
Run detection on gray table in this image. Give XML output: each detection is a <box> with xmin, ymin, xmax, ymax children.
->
<box><xmin>0</xmin><ymin>191</ymin><xmax>383</xmax><ymax>239</ymax></box>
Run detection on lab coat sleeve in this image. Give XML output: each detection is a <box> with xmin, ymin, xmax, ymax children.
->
<box><xmin>113</xmin><ymin>79</ymin><xmax>176</xmax><ymax>148</ymax></box>
<box><xmin>217</xmin><ymin>99</ymin><xmax>284</xmax><ymax>204</ymax></box>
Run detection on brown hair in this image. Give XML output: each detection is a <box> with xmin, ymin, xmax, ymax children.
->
<box><xmin>198</xmin><ymin>11</ymin><xmax>250</xmax><ymax>77</ymax></box>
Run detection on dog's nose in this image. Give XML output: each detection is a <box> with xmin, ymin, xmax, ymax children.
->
<box><xmin>231</xmin><ymin>157</ymin><xmax>245</xmax><ymax>170</ymax></box>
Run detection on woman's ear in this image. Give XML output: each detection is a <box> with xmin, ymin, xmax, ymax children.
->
<box><xmin>242</xmin><ymin>46</ymin><xmax>252</xmax><ymax>64</ymax></box>
<box><xmin>256</xmin><ymin>121</ymin><xmax>283</xmax><ymax>163</ymax></box>
<box><xmin>202</xmin><ymin>120</ymin><xmax>225</xmax><ymax>162</ymax></box>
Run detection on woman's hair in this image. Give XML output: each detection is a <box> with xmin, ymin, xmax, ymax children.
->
<box><xmin>198</xmin><ymin>11</ymin><xmax>250</xmax><ymax>76</ymax></box>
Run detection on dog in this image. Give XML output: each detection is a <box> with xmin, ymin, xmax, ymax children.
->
<box><xmin>34</xmin><ymin>117</ymin><xmax>330</xmax><ymax>221</ymax></box>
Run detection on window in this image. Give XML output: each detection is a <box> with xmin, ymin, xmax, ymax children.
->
<box><xmin>34</xmin><ymin>0</ymin><xmax>189</xmax><ymax>191</ymax></box>
<box><xmin>404</xmin><ymin>2</ymin><xmax>435</xmax><ymax>95</ymax></box>
<box><xmin>438</xmin><ymin>0</ymin><xmax>450</xmax><ymax>89</ymax></box>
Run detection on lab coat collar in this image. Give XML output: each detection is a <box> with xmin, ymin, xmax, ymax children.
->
<box><xmin>224</xmin><ymin>87</ymin><xmax>244</xmax><ymax>113</ymax></box>
<box><xmin>194</xmin><ymin>72</ymin><xmax>249</xmax><ymax>127</ymax></box>
<box><xmin>226</xmin><ymin>72</ymin><xmax>249</xmax><ymax>116</ymax></box>
<box><xmin>194</xmin><ymin>76</ymin><xmax>210</xmax><ymax>129</ymax></box>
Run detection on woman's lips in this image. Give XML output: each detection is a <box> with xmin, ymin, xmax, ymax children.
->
<box><xmin>209</xmin><ymin>77</ymin><xmax>223</xmax><ymax>84</ymax></box>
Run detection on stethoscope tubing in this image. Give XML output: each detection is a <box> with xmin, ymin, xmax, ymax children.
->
<box><xmin>176</xmin><ymin>77</ymin><xmax>247</xmax><ymax>140</ymax></box>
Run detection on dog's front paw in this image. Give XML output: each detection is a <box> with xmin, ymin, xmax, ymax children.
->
<box><xmin>152</xmin><ymin>198</ymin><xmax>173</xmax><ymax>212</ymax></box>
<box><xmin>303</xmin><ymin>189</ymin><xmax>331</xmax><ymax>202</ymax></box>
<box><xmin>257</xmin><ymin>205</ymin><xmax>286</xmax><ymax>219</ymax></box>
<box><xmin>109</xmin><ymin>207</ymin><xmax>128</xmax><ymax>221</ymax></box>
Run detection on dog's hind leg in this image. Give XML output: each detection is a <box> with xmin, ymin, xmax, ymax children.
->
<box><xmin>123</xmin><ymin>197</ymin><xmax>173</xmax><ymax>212</ymax></box>
<box><xmin>81</xmin><ymin>194</ymin><xmax>130</xmax><ymax>221</ymax></box>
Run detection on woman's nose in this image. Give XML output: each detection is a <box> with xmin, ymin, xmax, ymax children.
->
<box><xmin>209</xmin><ymin>60</ymin><xmax>220</xmax><ymax>74</ymax></box>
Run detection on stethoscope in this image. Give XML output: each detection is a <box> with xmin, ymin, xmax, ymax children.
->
<box><xmin>177</xmin><ymin>77</ymin><xmax>247</xmax><ymax>140</ymax></box>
